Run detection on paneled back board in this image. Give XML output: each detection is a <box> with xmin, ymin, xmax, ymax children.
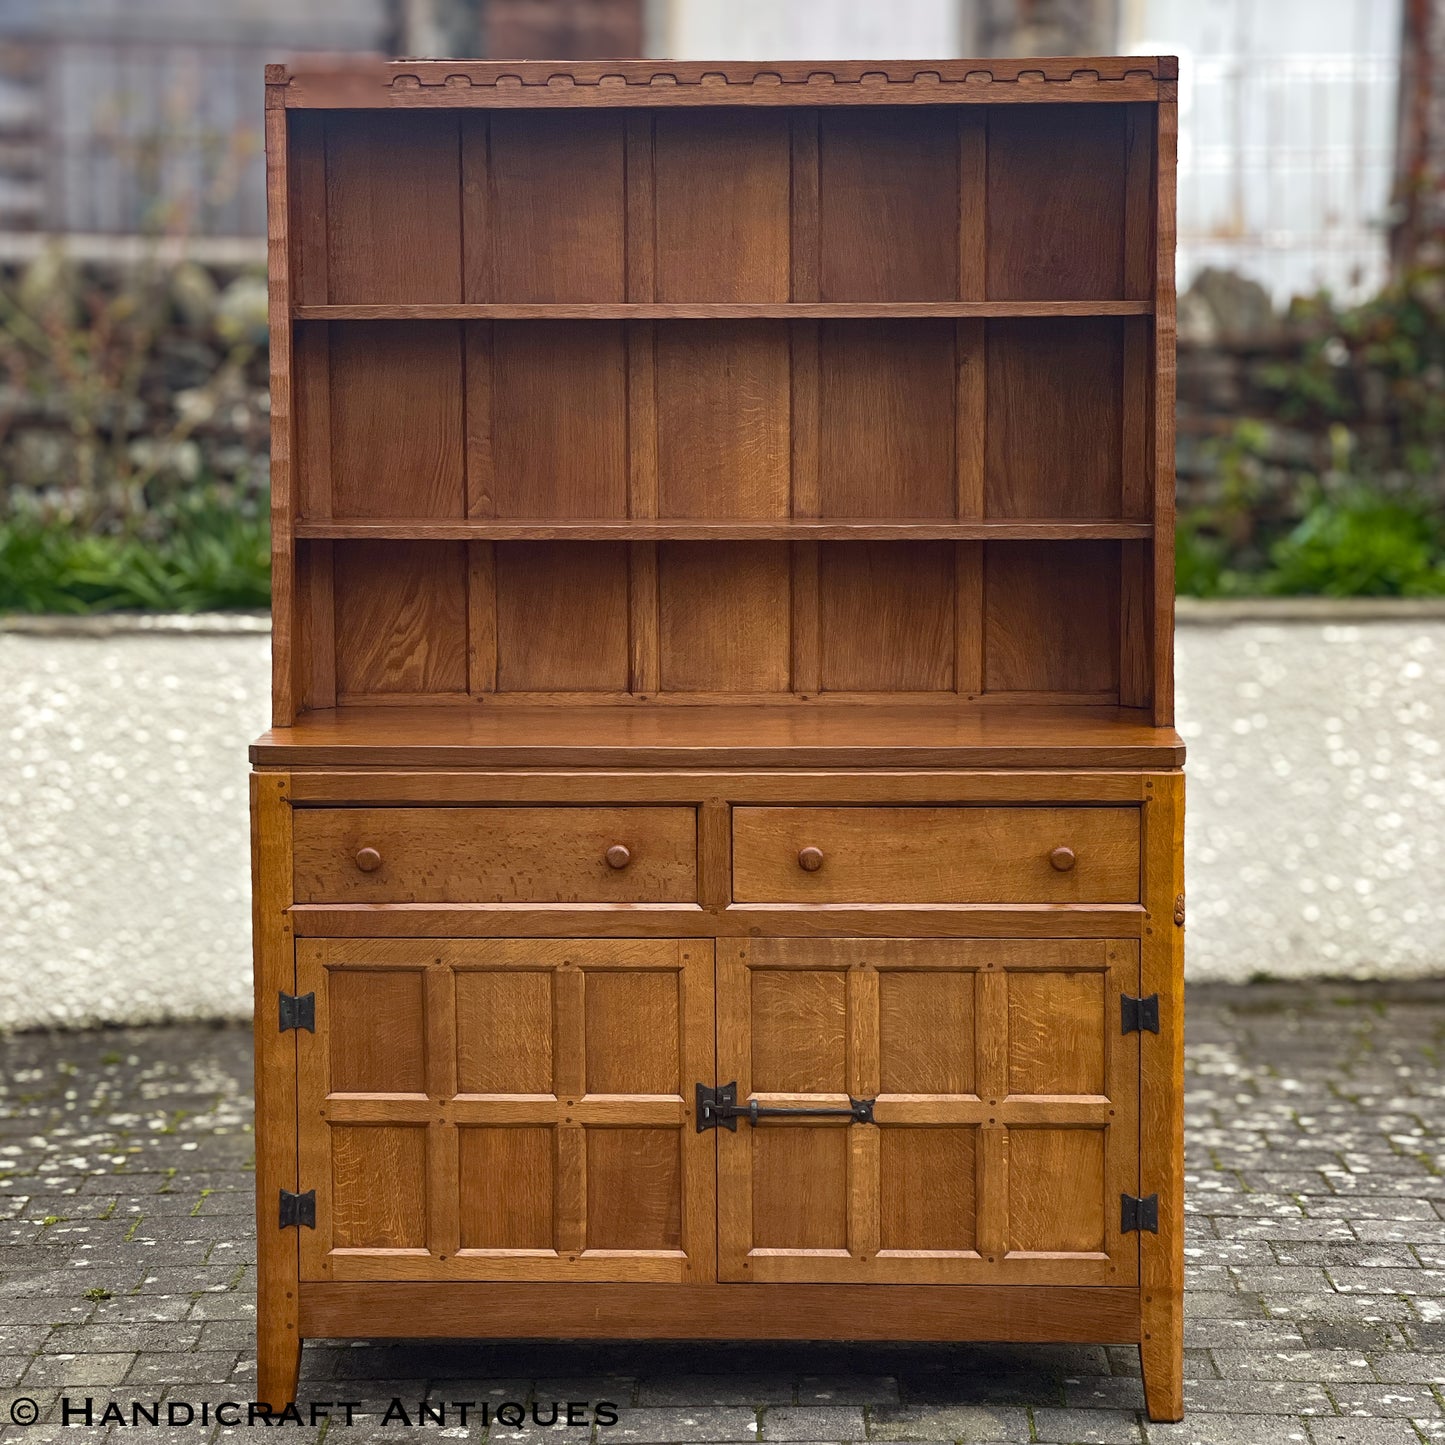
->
<box><xmin>253</xmin><ymin>57</ymin><xmax>1185</xmax><ymax>1427</ymax></box>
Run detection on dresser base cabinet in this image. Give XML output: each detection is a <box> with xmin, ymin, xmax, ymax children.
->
<box><xmin>255</xmin><ymin>52</ymin><xmax>1184</xmax><ymax>1423</ymax></box>
<box><xmin>251</xmin><ymin>768</ymin><xmax>1185</xmax><ymax>1421</ymax></box>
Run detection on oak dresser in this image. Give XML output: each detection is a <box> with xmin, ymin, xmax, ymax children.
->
<box><xmin>251</xmin><ymin>54</ymin><xmax>1186</xmax><ymax>1421</ymax></box>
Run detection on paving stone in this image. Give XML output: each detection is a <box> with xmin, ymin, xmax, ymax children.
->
<box><xmin>19</xmin><ymin>1351</ymin><xmax>137</xmax><ymax>1388</ymax></box>
<box><xmin>1306</xmin><ymin>1420</ymin><xmax>1430</xmax><ymax>1443</ymax></box>
<box><xmin>865</xmin><ymin>1403</ymin><xmax>1030</xmax><ymax>1441</ymax></box>
<box><xmin>1207</xmin><ymin>1349</ymin><xmax>1377</xmax><ymax>1382</ymax></box>
<box><xmin>605</xmin><ymin>1407</ymin><xmax>760</xmax><ymax>1442</ymax></box>
<box><xmin>1181</xmin><ymin>1292</ymin><xmax>1266</xmax><ymax>1319</ymax></box>
<box><xmin>1178</xmin><ymin>1380</ymin><xmax>1335</xmax><ymax>1415</ymax></box>
<box><xmin>1329</xmin><ymin>1383</ymin><xmax>1443</xmax><ymax>1417</ymax></box>
<box><xmin>38</xmin><ymin>1322</ymin><xmax>202</xmax><ymax>1354</ymax></box>
<box><xmin>122</xmin><ymin>1348</ymin><xmax>242</xmax><ymax>1386</ymax></box>
<box><xmin>1331</xmin><ymin>1270</ymin><xmax>1445</xmax><ymax>1295</ymax></box>
<box><xmin>1366</xmin><ymin>1352</ymin><xmax>1445</xmax><ymax>1385</ymax></box>
<box><xmin>1297</xmin><ymin>1323</ymin><xmax>1404</xmax><ymax>1352</ymax></box>
<box><xmin>1029</xmin><ymin>1405</ymin><xmax>1144</xmax><ymax>1441</ymax></box>
<box><xmin>759</xmin><ymin>1407</ymin><xmax>863</xmax><ymax>1440</ymax></box>
<box><xmin>1145</xmin><ymin>1416</ymin><xmax>1313</xmax><ymax>1444</ymax></box>
<box><xmin>1273</xmin><ymin>1244</ymin><xmax>1418</xmax><ymax>1269</ymax></box>
<box><xmin>1183</xmin><ymin>1319</ymin><xmax>1307</xmax><ymax>1350</ymax></box>
<box><xmin>1263</xmin><ymin>1294</ymin><xmax>1418</xmax><ymax>1324</ymax></box>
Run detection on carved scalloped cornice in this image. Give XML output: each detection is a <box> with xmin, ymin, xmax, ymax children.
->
<box><xmin>267</xmin><ymin>57</ymin><xmax>1175</xmax><ymax>107</ymax></box>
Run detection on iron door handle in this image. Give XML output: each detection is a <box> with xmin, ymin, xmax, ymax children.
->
<box><xmin>695</xmin><ymin>1081</ymin><xmax>875</xmax><ymax>1132</ymax></box>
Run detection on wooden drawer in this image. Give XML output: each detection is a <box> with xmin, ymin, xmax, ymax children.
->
<box><xmin>731</xmin><ymin>806</ymin><xmax>1139</xmax><ymax>904</ymax></box>
<box><xmin>293</xmin><ymin>807</ymin><xmax>697</xmax><ymax>903</ymax></box>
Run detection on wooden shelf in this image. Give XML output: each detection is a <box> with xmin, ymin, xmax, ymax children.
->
<box><xmin>295</xmin><ymin>518</ymin><xmax>1155</xmax><ymax>542</ymax></box>
<box><xmin>293</xmin><ymin>301</ymin><xmax>1154</xmax><ymax>322</ymax></box>
<box><xmin>252</xmin><ymin>701</ymin><xmax>1185</xmax><ymax>771</ymax></box>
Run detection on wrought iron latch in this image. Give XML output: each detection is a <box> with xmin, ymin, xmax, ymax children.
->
<box><xmin>1121</xmin><ymin>1193</ymin><xmax>1159</xmax><ymax>1234</ymax></box>
<box><xmin>696</xmin><ymin>1081</ymin><xmax>875</xmax><ymax>1132</ymax></box>
<box><xmin>1120</xmin><ymin>994</ymin><xmax>1160</xmax><ymax>1034</ymax></box>
<box><xmin>279</xmin><ymin>1188</ymin><xmax>316</xmax><ymax>1230</ymax></box>
<box><xmin>278</xmin><ymin>991</ymin><xmax>315</xmax><ymax>1033</ymax></box>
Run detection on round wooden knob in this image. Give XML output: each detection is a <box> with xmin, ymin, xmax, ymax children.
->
<box><xmin>355</xmin><ymin>846</ymin><xmax>382</xmax><ymax>873</ymax></box>
<box><xmin>797</xmin><ymin>846</ymin><xmax>825</xmax><ymax>873</ymax></box>
<box><xmin>1049</xmin><ymin>846</ymin><xmax>1077</xmax><ymax>873</ymax></box>
<box><xmin>605</xmin><ymin>844</ymin><xmax>631</xmax><ymax>870</ymax></box>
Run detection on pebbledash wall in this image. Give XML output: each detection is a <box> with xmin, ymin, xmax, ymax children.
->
<box><xmin>1</xmin><ymin>602</ymin><xmax>1442</xmax><ymax>1030</ymax></box>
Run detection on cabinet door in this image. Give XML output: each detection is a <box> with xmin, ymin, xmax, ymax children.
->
<box><xmin>716</xmin><ymin>938</ymin><xmax>1139</xmax><ymax>1285</ymax></box>
<box><xmin>296</xmin><ymin>938</ymin><xmax>715</xmax><ymax>1282</ymax></box>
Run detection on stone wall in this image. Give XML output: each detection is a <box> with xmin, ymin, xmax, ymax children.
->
<box><xmin>0</xmin><ymin>258</ymin><xmax>270</xmax><ymax>526</ymax></box>
<box><xmin>1176</xmin><ymin>266</ymin><xmax>1445</xmax><ymax>525</ymax></box>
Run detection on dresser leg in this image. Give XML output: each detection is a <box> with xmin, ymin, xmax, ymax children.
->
<box><xmin>257</xmin><ymin>1317</ymin><xmax>302</xmax><ymax>1411</ymax></box>
<box><xmin>1139</xmin><ymin>1296</ymin><xmax>1183</xmax><ymax>1422</ymax></box>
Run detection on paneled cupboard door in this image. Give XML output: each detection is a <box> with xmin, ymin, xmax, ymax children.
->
<box><xmin>296</xmin><ymin>938</ymin><xmax>716</xmax><ymax>1283</ymax></box>
<box><xmin>716</xmin><ymin>939</ymin><xmax>1140</xmax><ymax>1285</ymax></box>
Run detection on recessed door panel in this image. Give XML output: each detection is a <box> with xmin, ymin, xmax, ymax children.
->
<box><xmin>297</xmin><ymin>938</ymin><xmax>715</xmax><ymax>1283</ymax></box>
<box><xmin>716</xmin><ymin>938</ymin><xmax>1139</xmax><ymax>1285</ymax></box>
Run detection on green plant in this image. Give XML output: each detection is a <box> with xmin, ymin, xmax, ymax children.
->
<box><xmin>0</xmin><ymin>496</ymin><xmax>270</xmax><ymax>614</ymax></box>
<box><xmin>1176</xmin><ymin>485</ymin><xmax>1445</xmax><ymax>598</ymax></box>
<box><xmin>1266</xmin><ymin>488</ymin><xmax>1445</xmax><ymax>597</ymax></box>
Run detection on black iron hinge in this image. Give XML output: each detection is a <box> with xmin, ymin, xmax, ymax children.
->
<box><xmin>1121</xmin><ymin>1193</ymin><xmax>1159</xmax><ymax>1234</ymax></box>
<box><xmin>278</xmin><ymin>1189</ymin><xmax>316</xmax><ymax>1230</ymax></box>
<box><xmin>1120</xmin><ymin>994</ymin><xmax>1160</xmax><ymax>1035</ymax></box>
<box><xmin>278</xmin><ymin>991</ymin><xmax>315</xmax><ymax>1033</ymax></box>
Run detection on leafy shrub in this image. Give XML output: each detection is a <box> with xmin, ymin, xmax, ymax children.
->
<box><xmin>1266</xmin><ymin>489</ymin><xmax>1445</xmax><ymax>597</ymax></box>
<box><xmin>1177</xmin><ymin>486</ymin><xmax>1445</xmax><ymax>598</ymax></box>
<box><xmin>0</xmin><ymin>497</ymin><xmax>269</xmax><ymax>613</ymax></box>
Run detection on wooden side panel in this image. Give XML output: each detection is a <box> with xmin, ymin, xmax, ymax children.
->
<box><xmin>331</xmin><ymin>541</ymin><xmax>468</xmax><ymax>700</ymax></box>
<box><xmin>494</xmin><ymin>542</ymin><xmax>631</xmax><ymax>692</ymax></box>
<box><xmin>324</xmin><ymin>111</ymin><xmax>461</xmax><ymax>304</ymax></box>
<box><xmin>984</xmin><ymin>541</ymin><xmax>1121</xmax><ymax>698</ymax></box>
<box><xmin>296</xmin><ymin>938</ymin><xmax>715</xmax><ymax>1282</ymax></box>
<box><xmin>266</xmin><ymin>102</ymin><xmax>297</xmax><ymax>727</ymax></box>
<box><xmin>1141</xmin><ymin>772</ymin><xmax>1186</xmax><ymax>1419</ymax></box>
<box><xmin>817</xmin><ymin>108</ymin><xmax>959</xmax><ymax>301</ymax></box>
<box><xmin>250</xmin><ymin>773</ymin><xmax>298</xmax><ymax>1407</ymax></box>
<box><xmin>657</xmin><ymin>542</ymin><xmax>792</xmax><ymax>693</ymax></box>
<box><xmin>817</xmin><ymin>542</ymin><xmax>955</xmax><ymax>692</ymax></box>
<box><xmin>654</xmin><ymin>110</ymin><xmax>791</xmax><ymax>302</ymax></box>
<box><xmin>817</xmin><ymin>321</ymin><xmax>955</xmax><ymax>519</ymax></box>
<box><xmin>986</xmin><ymin>106</ymin><xmax>1127</xmax><ymax>301</ymax></box>
<box><xmin>986</xmin><ymin>319</ymin><xmax>1123</xmax><ymax>520</ymax></box>
<box><xmin>473</xmin><ymin>111</ymin><xmax>627</xmax><ymax>302</ymax></box>
<box><xmin>483</xmin><ymin>323</ymin><xmax>629</xmax><ymax>519</ymax></box>
<box><xmin>329</xmin><ymin>322</ymin><xmax>465</xmax><ymax>519</ymax></box>
<box><xmin>656</xmin><ymin>322</ymin><xmax>791</xmax><ymax>519</ymax></box>
<box><xmin>717</xmin><ymin>938</ymin><xmax>1138</xmax><ymax>1285</ymax></box>
<box><xmin>1153</xmin><ymin>95</ymin><xmax>1180</xmax><ymax>730</ymax></box>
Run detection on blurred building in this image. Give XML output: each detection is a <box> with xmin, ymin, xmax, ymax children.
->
<box><xmin>0</xmin><ymin>0</ymin><xmax>390</xmax><ymax>256</ymax></box>
<box><xmin>0</xmin><ymin>0</ymin><xmax>1413</xmax><ymax>303</ymax></box>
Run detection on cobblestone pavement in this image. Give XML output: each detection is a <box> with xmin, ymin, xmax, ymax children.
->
<box><xmin>1</xmin><ymin>982</ymin><xmax>1443</xmax><ymax>1444</ymax></box>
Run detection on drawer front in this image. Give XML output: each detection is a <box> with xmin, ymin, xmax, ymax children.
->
<box><xmin>731</xmin><ymin>806</ymin><xmax>1139</xmax><ymax>904</ymax></box>
<box><xmin>293</xmin><ymin>807</ymin><xmax>697</xmax><ymax>903</ymax></box>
